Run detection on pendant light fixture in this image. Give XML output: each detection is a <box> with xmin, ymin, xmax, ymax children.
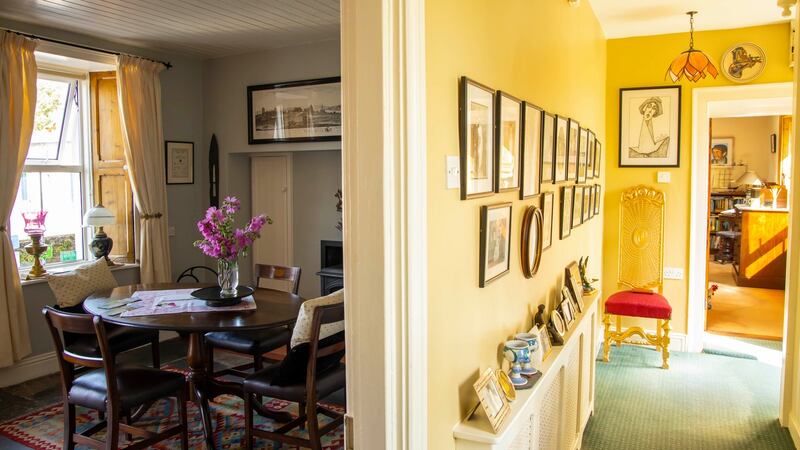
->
<box><xmin>666</xmin><ymin>11</ymin><xmax>719</xmax><ymax>83</ymax></box>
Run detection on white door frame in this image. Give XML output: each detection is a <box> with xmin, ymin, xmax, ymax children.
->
<box><xmin>341</xmin><ymin>0</ymin><xmax>428</xmax><ymax>449</ymax></box>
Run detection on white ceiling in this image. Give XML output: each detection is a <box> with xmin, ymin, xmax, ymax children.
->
<box><xmin>590</xmin><ymin>0</ymin><xmax>792</xmax><ymax>39</ymax></box>
<box><xmin>0</xmin><ymin>0</ymin><xmax>340</xmax><ymax>59</ymax></box>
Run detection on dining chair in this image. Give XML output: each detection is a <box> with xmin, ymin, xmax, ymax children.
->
<box><xmin>204</xmin><ymin>264</ymin><xmax>301</xmax><ymax>378</ymax></box>
<box><xmin>242</xmin><ymin>302</ymin><xmax>345</xmax><ymax>450</ymax></box>
<box><xmin>176</xmin><ymin>265</ymin><xmax>218</xmax><ymax>283</ymax></box>
<box><xmin>43</xmin><ymin>306</ymin><xmax>189</xmax><ymax>450</ymax></box>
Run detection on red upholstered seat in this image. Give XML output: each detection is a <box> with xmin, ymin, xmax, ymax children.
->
<box><xmin>605</xmin><ymin>290</ymin><xmax>672</xmax><ymax>320</ymax></box>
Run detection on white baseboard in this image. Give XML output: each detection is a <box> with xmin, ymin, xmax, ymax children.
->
<box><xmin>0</xmin><ymin>330</ymin><xmax>180</xmax><ymax>388</ymax></box>
<box><xmin>596</xmin><ymin>327</ymin><xmax>688</xmax><ymax>353</ymax></box>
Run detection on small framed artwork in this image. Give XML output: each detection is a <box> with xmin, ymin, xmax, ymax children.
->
<box><xmin>479</xmin><ymin>203</ymin><xmax>512</xmax><ymax>287</ymax></box>
<box><xmin>495</xmin><ymin>91</ymin><xmax>522</xmax><ymax>192</ymax></box>
<box><xmin>586</xmin><ymin>130</ymin><xmax>595</xmax><ymax>180</ymax></box>
<box><xmin>594</xmin><ymin>184</ymin><xmax>602</xmax><ymax>215</ymax></box>
<box><xmin>619</xmin><ymin>86</ymin><xmax>681</xmax><ymax>167</ymax></box>
<box><xmin>520</xmin><ymin>102</ymin><xmax>543</xmax><ymax>199</ymax></box>
<box><xmin>550</xmin><ymin>309</ymin><xmax>566</xmax><ymax>338</ymax></box>
<box><xmin>541</xmin><ymin>113</ymin><xmax>555</xmax><ymax>184</ymax></box>
<box><xmin>560</xmin><ymin>186</ymin><xmax>573</xmax><ymax>239</ymax></box>
<box><xmin>582</xmin><ymin>185</ymin><xmax>591</xmax><ymax>222</ymax></box>
<box><xmin>577</xmin><ymin>128</ymin><xmax>588</xmax><ymax>183</ymax></box>
<box><xmin>248</xmin><ymin>76</ymin><xmax>341</xmax><ymax>144</ymax></box>
<box><xmin>459</xmin><ymin>77</ymin><xmax>496</xmax><ymax>199</ymax></box>
<box><xmin>711</xmin><ymin>137</ymin><xmax>734</xmax><ymax>166</ymax></box>
<box><xmin>541</xmin><ymin>192</ymin><xmax>554</xmax><ymax>250</ymax></box>
<box><xmin>572</xmin><ymin>185</ymin><xmax>583</xmax><ymax>229</ymax></box>
<box><xmin>593</xmin><ymin>141</ymin><xmax>602</xmax><ymax>178</ymax></box>
<box><xmin>538</xmin><ymin>325</ymin><xmax>552</xmax><ymax>361</ymax></box>
<box><xmin>721</xmin><ymin>43</ymin><xmax>766</xmax><ymax>83</ymax></box>
<box><xmin>165</xmin><ymin>141</ymin><xmax>194</xmax><ymax>185</ymax></box>
<box><xmin>554</xmin><ymin>115</ymin><xmax>568</xmax><ymax>183</ymax></box>
<box><xmin>565</xmin><ymin>261</ymin><xmax>585</xmax><ymax>312</ymax></box>
<box><xmin>567</xmin><ymin>118</ymin><xmax>580</xmax><ymax>181</ymax></box>
<box><xmin>473</xmin><ymin>367</ymin><xmax>511</xmax><ymax>433</ymax></box>
<box><xmin>560</xmin><ymin>290</ymin><xmax>575</xmax><ymax>328</ymax></box>
<box><xmin>587</xmin><ymin>185</ymin><xmax>595</xmax><ymax>219</ymax></box>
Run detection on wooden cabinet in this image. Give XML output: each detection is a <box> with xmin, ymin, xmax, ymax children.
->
<box><xmin>732</xmin><ymin>206</ymin><xmax>788</xmax><ymax>289</ymax></box>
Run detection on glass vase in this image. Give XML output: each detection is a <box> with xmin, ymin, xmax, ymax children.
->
<box><xmin>217</xmin><ymin>259</ymin><xmax>239</xmax><ymax>296</ymax></box>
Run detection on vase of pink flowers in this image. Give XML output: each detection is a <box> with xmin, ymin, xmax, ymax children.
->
<box><xmin>194</xmin><ymin>197</ymin><xmax>270</xmax><ymax>296</ymax></box>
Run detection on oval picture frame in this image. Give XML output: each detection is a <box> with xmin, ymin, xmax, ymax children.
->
<box><xmin>495</xmin><ymin>369</ymin><xmax>517</xmax><ymax>402</ymax></box>
<box><xmin>721</xmin><ymin>42</ymin><xmax>766</xmax><ymax>84</ymax></box>
<box><xmin>550</xmin><ymin>309</ymin><xmax>566</xmax><ymax>337</ymax></box>
<box><xmin>520</xmin><ymin>205</ymin><xmax>544</xmax><ymax>278</ymax></box>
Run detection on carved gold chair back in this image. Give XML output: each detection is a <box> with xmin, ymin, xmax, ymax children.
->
<box><xmin>618</xmin><ymin>185</ymin><xmax>665</xmax><ymax>293</ymax></box>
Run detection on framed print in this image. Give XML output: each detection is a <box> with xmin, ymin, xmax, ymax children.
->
<box><xmin>520</xmin><ymin>102</ymin><xmax>543</xmax><ymax>198</ymax></box>
<box><xmin>473</xmin><ymin>367</ymin><xmax>511</xmax><ymax>433</ymax></box>
<box><xmin>582</xmin><ymin>185</ymin><xmax>591</xmax><ymax>222</ymax></box>
<box><xmin>711</xmin><ymin>137</ymin><xmax>734</xmax><ymax>166</ymax></box>
<box><xmin>479</xmin><ymin>203</ymin><xmax>512</xmax><ymax>287</ymax></box>
<box><xmin>541</xmin><ymin>113</ymin><xmax>555</xmax><ymax>184</ymax></box>
<box><xmin>248</xmin><ymin>76</ymin><xmax>341</xmax><ymax>144</ymax></box>
<box><xmin>495</xmin><ymin>91</ymin><xmax>522</xmax><ymax>192</ymax></box>
<box><xmin>565</xmin><ymin>261</ymin><xmax>584</xmax><ymax>313</ymax></box>
<box><xmin>460</xmin><ymin>77</ymin><xmax>496</xmax><ymax>199</ymax></box>
<box><xmin>586</xmin><ymin>130</ymin><xmax>595</xmax><ymax>180</ymax></box>
<box><xmin>560</xmin><ymin>291</ymin><xmax>574</xmax><ymax>327</ymax></box>
<box><xmin>560</xmin><ymin>186</ymin><xmax>573</xmax><ymax>239</ymax></box>
<box><xmin>571</xmin><ymin>185</ymin><xmax>583</xmax><ymax>229</ymax></box>
<box><xmin>554</xmin><ymin>115</ymin><xmax>568</xmax><ymax>183</ymax></box>
<box><xmin>566</xmin><ymin>118</ymin><xmax>579</xmax><ymax>181</ymax></box>
<box><xmin>541</xmin><ymin>192</ymin><xmax>554</xmax><ymax>250</ymax></box>
<box><xmin>619</xmin><ymin>86</ymin><xmax>681</xmax><ymax>167</ymax></box>
<box><xmin>165</xmin><ymin>141</ymin><xmax>194</xmax><ymax>185</ymax></box>
<box><xmin>586</xmin><ymin>185</ymin><xmax>594</xmax><ymax>219</ymax></box>
<box><xmin>577</xmin><ymin>127</ymin><xmax>588</xmax><ymax>183</ymax></box>
<box><xmin>537</xmin><ymin>325</ymin><xmax>552</xmax><ymax>361</ymax></box>
<box><xmin>594</xmin><ymin>184</ymin><xmax>602</xmax><ymax>215</ymax></box>
<box><xmin>520</xmin><ymin>205</ymin><xmax>543</xmax><ymax>278</ymax></box>
<box><xmin>594</xmin><ymin>141</ymin><xmax>602</xmax><ymax>177</ymax></box>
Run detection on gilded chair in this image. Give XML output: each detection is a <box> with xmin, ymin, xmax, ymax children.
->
<box><xmin>603</xmin><ymin>185</ymin><xmax>672</xmax><ymax>369</ymax></box>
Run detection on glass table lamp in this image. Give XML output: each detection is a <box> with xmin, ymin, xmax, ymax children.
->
<box><xmin>83</xmin><ymin>205</ymin><xmax>117</xmax><ymax>266</ymax></box>
<box><xmin>22</xmin><ymin>210</ymin><xmax>48</xmax><ymax>279</ymax></box>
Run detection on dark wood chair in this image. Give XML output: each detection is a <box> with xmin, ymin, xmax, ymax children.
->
<box><xmin>43</xmin><ymin>306</ymin><xmax>188</xmax><ymax>450</ymax></box>
<box><xmin>176</xmin><ymin>265</ymin><xmax>218</xmax><ymax>283</ymax></box>
<box><xmin>204</xmin><ymin>264</ymin><xmax>302</xmax><ymax>378</ymax></box>
<box><xmin>243</xmin><ymin>303</ymin><xmax>345</xmax><ymax>450</ymax></box>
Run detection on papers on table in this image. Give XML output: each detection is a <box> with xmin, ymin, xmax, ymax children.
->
<box><xmin>115</xmin><ymin>288</ymin><xmax>257</xmax><ymax>317</ymax></box>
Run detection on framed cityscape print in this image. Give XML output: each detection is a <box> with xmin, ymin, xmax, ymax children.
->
<box><xmin>541</xmin><ymin>113</ymin><xmax>555</xmax><ymax>184</ymax></box>
<box><xmin>541</xmin><ymin>191</ymin><xmax>554</xmax><ymax>250</ymax></box>
<box><xmin>577</xmin><ymin>127</ymin><xmax>588</xmax><ymax>183</ymax></box>
<box><xmin>572</xmin><ymin>185</ymin><xmax>583</xmax><ymax>229</ymax></box>
<box><xmin>165</xmin><ymin>141</ymin><xmax>194</xmax><ymax>185</ymax></box>
<box><xmin>459</xmin><ymin>77</ymin><xmax>495</xmax><ymax>199</ymax></box>
<box><xmin>567</xmin><ymin>118</ymin><xmax>579</xmax><ymax>181</ymax></box>
<box><xmin>520</xmin><ymin>102</ymin><xmax>543</xmax><ymax>199</ymax></box>
<box><xmin>594</xmin><ymin>141</ymin><xmax>602</xmax><ymax>177</ymax></box>
<box><xmin>586</xmin><ymin>130</ymin><xmax>595</xmax><ymax>180</ymax></box>
<box><xmin>479</xmin><ymin>203</ymin><xmax>512</xmax><ymax>287</ymax></box>
<box><xmin>560</xmin><ymin>186</ymin><xmax>573</xmax><ymax>239</ymax></box>
<box><xmin>554</xmin><ymin>115</ymin><xmax>568</xmax><ymax>183</ymax></box>
<box><xmin>619</xmin><ymin>86</ymin><xmax>681</xmax><ymax>167</ymax></box>
<box><xmin>248</xmin><ymin>76</ymin><xmax>341</xmax><ymax>144</ymax></box>
<box><xmin>495</xmin><ymin>91</ymin><xmax>522</xmax><ymax>192</ymax></box>
<box><xmin>582</xmin><ymin>185</ymin><xmax>591</xmax><ymax>222</ymax></box>
<box><xmin>594</xmin><ymin>184</ymin><xmax>602</xmax><ymax>214</ymax></box>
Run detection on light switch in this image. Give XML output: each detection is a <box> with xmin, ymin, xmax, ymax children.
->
<box><xmin>664</xmin><ymin>267</ymin><xmax>683</xmax><ymax>280</ymax></box>
<box><xmin>657</xmin><ymin>171</ymin><xmax>671</xmax><ymax>183</ymax></box>
<box><xmin>446</xmin><ymin>155</ymin><xmax>460</xmax><ymax>189</ymax></box>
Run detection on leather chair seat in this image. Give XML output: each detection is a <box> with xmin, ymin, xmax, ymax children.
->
<box><xmin>68</xmin><ymin>367</ymin><xmax>185</xmax><ymax>411</ymax></box>
<box><xmin>605</xmin><ymin>290</ymin><xmax>672</xmax><ymax>319</ymax></box>
<box><xmin>205</xmin><ymin>327</ymin><xmax>291</xmax><ymax>354</ymax></box>
<box><xmin>243</xmin><ymin>362</ymin><xmax>345</xmax><ymax>402</ymax></box>
<box><xmin>66</xmin><ymin>325</ymin><xmax>158</xmax><ymax>358</ymax></box>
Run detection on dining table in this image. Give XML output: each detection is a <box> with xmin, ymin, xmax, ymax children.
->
<box><xmin>84</xmin><ymin>282</ymin><xmax>304</xmax><ymax>450</ymax></box>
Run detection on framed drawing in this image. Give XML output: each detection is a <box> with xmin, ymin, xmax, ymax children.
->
<box><xmin>582</xmin><ymin>185</ymin><xmax>591</xmax><ymax>222</ymax></box>
<box><xmin>520</xmin><ymin>102</ymin><xmax>543</xmax><ymax>198</ymax></box>
<box><xmin>165</xmin><ymin>141</ymin><xmax>194</xmax><ymax>185</ymax></box>
<box><xmin>711</xmin><ymin>137</ymin><xmax>734</xmax><ymax>166</ymax></box>
<box><xmin>479</xmin><ymin>203</ymin><xmax>512</xmax><ymax>287</ymax></box>
<box><xmin>586</xmin><ymin>185</ymin><xmax>595</xmax><ymax>219</ymax></box>
<box><xmin>567</xmin><ymin>118</ymin><xmax>580</xmax><ymax>181</ymax></box>
<box><xmin>554</xmin><ymin>115</ymin><xmax>568</xmax><ymax>183</ymax></box>
<box><xmin>594</xmin><ymin>184</ymin><xmax>602</xmax><ymax>214</ymax></box>
<box><xmin>496</xmin><ymin>91</ymin><xmax>522</xmax><ymax>192</ymax></box>
<box><xmin>593</xmin><ymin>141</ymin><xmax>602</xmax><ymax>177</ymax></box>
<box><xmin>541</xmin><ymin>192</ymin><xmax>554</xmax><ymax>250</ymax></box>
<box><xmin>541</xmin><ymin>113</ymin><xmax>555</xmax><ymax>184</ymax></box>
<box><xmin>619</xmin><ymin>86</ymin><xmax>681</xmax><ymax>167</ymax></box>
<box><xmin>586</xmin><ymin>130</ymin><xmax>595</xmax><ymax>180</ymax></box>
<box><xmin>473</xmin><ymin>367</ymin><xmax>511</xmax><ymax>433</ymax></box>
<box><xmin>459</xmin><ymin>77</ymin><xmax>496</xmax><ymax>199</ymax></box>
<box><xmin>572</xmin><ymin>185</ymin><xmax>583</xmax><ymax>229</ymax></box>
<box><xmin>577</xmin><ymin>128</ymin><xmax>588</xmax><ymax>183</ymax></box>
<box><xmin>560</xmin><ymin>186</ymin><xmax>573</xmax><ymax>239</ymax></box>
<box><xmin>247</xmin><ymin>76</ymin><xmax>341</xmax><ymax>144</ymax></box>
<box><xmin>520</xmin><ymin>205</ymin><xmax>543</xmax><ymax>278</ymax></box>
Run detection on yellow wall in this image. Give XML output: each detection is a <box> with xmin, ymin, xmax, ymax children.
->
<box><xmin>426</xmin><ymin>1</ymin><xmax>606</xmax><ymax>448</ymax></box>
<box><xmin>604</xmin><ymin>23</ymin><xmax>793</xmax><ymax>335</ymax></box>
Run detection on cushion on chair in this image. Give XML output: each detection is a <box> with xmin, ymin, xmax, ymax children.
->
<box><xmin>66</xmin><ymin>325</ymin><xmax>158</xmax><ymax>359</ymax></box>
<box><xmin>243</xmin><ymin>361</ymin><xmax>346</xmax><ymax>402</ymax></box>
<box><xmin>270</xmin><ymin>331</ymin><xmax>345</xmax><ymax>386</ymax></box>
<box><xmin>205</xmin><ymin>327</ymin><xmax>292</xmax><ymax>355</ymax></box>
<box><xmin>290</xmin><ymin>289</ymin><xmax>344</xmax><ymax>348</ymax></box>
<box><xmin>68</xmin><ymin>366</ymin><xmax>185</xmax><ymax>411</ymax></box>
<box><xmin>46</xmin><ymin>258</ymin><xmax>118</xmax><ymax>308</ymax></box>
<box><xmin>605</xmin><ymin>290</ymin><xmax>672</xmax><ymax>319</ymax></box>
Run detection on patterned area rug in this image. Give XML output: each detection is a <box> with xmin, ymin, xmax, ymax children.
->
<box><xmin>0</xmin><ymin>394</ymin><xmax>344</xmax><ymax>449</ymax></box>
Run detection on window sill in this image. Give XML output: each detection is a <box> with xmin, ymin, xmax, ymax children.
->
<box><xmin>19</xmin><ymin>262</ymin><xmax>140</xmax><ymax>287</ymax></box>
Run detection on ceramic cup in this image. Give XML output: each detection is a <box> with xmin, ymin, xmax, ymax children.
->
<box><xmin>503</xmin><ymin>340</ymin><xmax>531</xmax><ymax>386</ymax></box>
<box><xmin>514</xmin><ymin>332</ymin><xmax>539</xmax><ymax>375</ymax></box>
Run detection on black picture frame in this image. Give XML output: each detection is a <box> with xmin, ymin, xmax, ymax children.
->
<box><xmin>459</xmin><ymin>77</ymin><xmax>496</xmax><ymax>199</ymax></box>
<box><xmin>594</xmin><ymin>184</ymin><xmax>602</xmax><ymax>214</ymax></box>
<box><xmin>594</xmin><ymin>140</ymin><xmax>602</xmax><ymax>178</ymax></box>
<box><xmin>479</xmin><ymin>203</ymin><xmax>512</xmax><ymax>287</ymax></box>
<box><xmin>560</xmin><ymin>186</ymin><xmax>573</xmax><ymax>239</ymax></box>
<box><xmin>520</xmin><ymin>102</ymin><xmax>543</xmax><ymax>199</ymax></box>
<box><xmin>577</xmin><ymin>127</ymin><xmax>588</xmax><ymax>184</ymax></box>
<box><xmin>572</xmin><ymin>185</ymin><xmax>583</xmax><ymax>229</ymax></box>
<box><xmin>618</xmin><ymin>85</ymin><xmax>682</xmax><ymax>168</ymax></box>
<box><xmin>582</xmin><ymin>185</ymin><xmax>591</xmax><ymax>222</ymax></box>
<box><xmin>554</xmin><ymin>115</ymin><xmax>568</xmax><ymax>183</ymax></box>
<box><xmin>247</xmin><ymin>76</ymin><xmax>341</xmax><ymax>145</ymax></box>
<box><xmin>567</xmin><ymin>118</ymin><xmax>580</xmax><ymax>182</ymax></box>
<box><xmin>541</xmin><ymin>191</ymin><xmax>554</xmax><ymax>250</ymax></box>
<box><xmin>587</xmin><ymin>185</ymin><xmax>595</xmax><ymax>219</ymax></box>
<box><xmin>586</xmin><ymin>129</ymin><xmax>595</xmax><ymax>180</ymax></box>
<box><xmin>165</xmin><ymin>140</ymin><xmax>194</xmax><ymax>185</ymax></box>
<box><xmin>541</xmin><ymin>112</ymin><xmax>555</xmax><ymax>184</ymax></box>
<box><xmin>495</xmin><ymin>91</ymin><xmax>522</xmax><ymax>193</ymax></box>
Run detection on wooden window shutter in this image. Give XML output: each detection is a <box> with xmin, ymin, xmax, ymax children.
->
<box><xmin>90</xmin><ymin>71</ymin><xmax>135</xmax><ymax>262</ymax></box>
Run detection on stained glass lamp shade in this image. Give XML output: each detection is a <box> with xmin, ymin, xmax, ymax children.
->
<box><xmin>666</xmin><ymin>12</ymin><xmax>718</xmax><ymax>83</ymax></box>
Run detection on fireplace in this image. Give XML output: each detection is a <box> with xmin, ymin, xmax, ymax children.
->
<box><xmin>316</xmin><ymin>240</ymin><xmax>343</xmax><ymax>295</ymax></box>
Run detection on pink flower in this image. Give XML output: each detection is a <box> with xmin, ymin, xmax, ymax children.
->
<box><xmin>194</xmin><ymin>197</ymin><xmax>267</xmax><ymax>261</ymax></box>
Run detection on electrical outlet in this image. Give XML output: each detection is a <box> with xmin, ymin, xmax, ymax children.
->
<box><xmin>657</xmin><ymin>171</ymin><xmax>671</xmax><ymax>183</ymax></box>
<box><xmin>446</xmin><ymin>155</ymin><xmax>460</xmax><ymax>189</ymax></box>
<box><xmin>663</xmin><ymin>267</ymin><xmax>683</xmax><ymax>280</ymax></box>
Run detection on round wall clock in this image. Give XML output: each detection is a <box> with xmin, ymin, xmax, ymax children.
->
<box><xmin>721</xmin><ymin>42</ymin><xmax>766</xmax><ymax>83</ymax></box>
<box><xmin>520</xmin><ymin>205</ymin><xmax>543</xmax><ymax>278</ymax></box>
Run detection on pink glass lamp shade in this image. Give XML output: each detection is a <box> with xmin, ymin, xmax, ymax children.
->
<box><xmin>22</xmin><ymin>210</ymin><xmax>47</xmax><ymax>236</ymax></box>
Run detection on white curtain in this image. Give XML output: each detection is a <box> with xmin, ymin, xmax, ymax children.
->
<box><xmin>116</xmin><ymin>55</ymin><xmax>172</xmax><ymax>283</ymax></box>
<box><xmin>0</xmin><ymin>31</ymin><xmax>36</xmax><ymax>367</ymax></box>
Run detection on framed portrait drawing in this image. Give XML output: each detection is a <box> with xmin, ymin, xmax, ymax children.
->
<box><xmin>520</xmin><ymin>102</ymin><xmax>543</xmax><ymax>199</ymax></box>
<box><xmin>619</xmin><ymin>86</ymin><xmax>681</xmax><ymax>167</ymax></box>
<box><xmin>572</xmin><ymin>185</ymin><xmax>583</xmax><ymax>229</ymax></box>
<box><xmin>541</xmin><ymin>113</ymin><xmax>555</xmax><ymax>184</ymax></box>
<box><xmin>165</xmin><ymin>141</ymin><xmax>194</xmax><ymax>185</ymax></box>
<box><xmin>459</xmin><ymin>77</ymin><xmax>496</xmax><ymax>199</ymax></box>
<box><xmin>594</xmin><ymin>141</ymin><xmax>602</xmax><ymax>177</ymax></box>
<box><xmin>247</xmin><ymin>77</ymin><xmax>341</xmax><ymax>144</ymax></box>
<box><xmin>560</xmin><ymin>186</ymin><xmax>573</xmax><ymax>239</ymax></box>
<box><xmin>594</xmin><ymin>184</ymin><xmax>602</xmax><ymax>215</ymax></box>
<box><xmin>554</xmin><ymin>115</ymin><xmax>568</xmax><ymax>183</ymax></box>
<box><xmin>541</xmin><ymin>191</ymin><xmax>554</xmax><ymax>250</ymax></box>
<box><xmin>567</xmin><ymin>118</ymin><xmax>580</xmax><ymax>181</ymax></box>
<box><xmin>711</xmin><ymin>137</ymin><xmax>734</xmax><ymax>166</ymax></box>
<box><xmin>586</xmin><ymin>130</ymin><xmax>595</xmax><ymax>180</ymax></box>
<box><xmin>473</xmin><ymin>368</ymin><xmax>510</xmax><ymax>433</ymax></box>
<box><xmin>495</xmin><ymin>91</ymin><xmax>522</xmax><ymax>192</ymax></box>
<box><xmin>479</xmin><ymin>203</ymin><xmax>512</xmax><ymax>287</ymax></box>
<box><xmin>582</xmin><ymin>185</ymin><xmax>591</xmax><ymax>222</ymax></box>
<box><xmin>577</xmin><ymin>127</ymin><xmax>588</xmax><ymax>183</ymax></box>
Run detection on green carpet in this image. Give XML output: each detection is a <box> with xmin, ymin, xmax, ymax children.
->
<box><xmin>582</xmin><ymin>345</ymin><xmax>795</xmax><ymax>450</ymax></box>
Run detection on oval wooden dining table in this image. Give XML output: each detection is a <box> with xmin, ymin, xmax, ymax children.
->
<box><xmin>85</xmin><ymin>283</ymin><xmax>304</xmax><ymax>450</ymax></box>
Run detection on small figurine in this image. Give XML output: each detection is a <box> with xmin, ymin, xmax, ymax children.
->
<box><xmin>578</xmin><ymin>256</ymin><xmax>598</xmax><ymax>295</ymax></box>
<box><xmin>534</xmin><ymin>304</ymin><xmax>546</xmax><ymax>328</ymax></box>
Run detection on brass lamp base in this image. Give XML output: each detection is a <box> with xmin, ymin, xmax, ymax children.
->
<box><xmin>24</xmin><ymin>234</ymin><xmax>47</xmax><ymax>280</ymax></box>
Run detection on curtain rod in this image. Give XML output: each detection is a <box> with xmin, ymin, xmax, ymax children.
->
<box><xmin>2</xmin><ymin>27</ymin><xmax>172</xmax><ymax>69</ymax></box>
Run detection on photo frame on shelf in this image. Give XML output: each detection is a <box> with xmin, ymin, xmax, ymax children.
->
<box><xmin>550</xmin><ymin>309</ymin><xmax>567</xmax><ymax>338</ymax></box>
<box><xmin>619</xmin><ymin>86</ymin><xmax>681</xmax><ymax>167</ymax></box>
<box><xmin>479</xmin><ymin>203</ymin><xmax>513</xmax><ymax>287</ymax></box>
<box><xmin>495</xmin><ymin>91</ymin><xmax>522</xmax><ymax>192</ymax></box>
<box><xmin>554</xmin><ymin>115</ymin><xmax>568</xmax><ymax>183</ymax></box>
<box><xmin>572</xmin><ymin>185</ymin><xmax>583</xmax><ymax>229</ymax></box>
<box><xmin>538</xmin><ymin>325</ymin><xmax>552</xmax><ymax>361</ymax></box>
<box><xmin>541</xmin><ymin>192</ymin><xmax>554</xmax><ymax>250</ymax></box>
<box><xmin>560</xmin><ymin>185</ymin><xmax>573</xmax><ymax>239</ymax></box>
<box><xmin>473</xmin><ymin>367</ymin><xmax>511</xmax><ymax>433</ymax></box>
<box><xmin>586</xmin><ymin>130</ymin><xmax>595</xmax><ymax>180</ymax></box>
<box><xmin>594</xmin><ymin>184</ymin><xmax>602</xmax><ymax>215</ymax></box>
<box><xmin>560</xmin><ymin>291</ymin><xmax>575</xmax><ymax>328</ymax></box>
<box><xmin>459</xmin><ymin>77</ymin><xmax>496</xmax><ymax>199</ymax></box>
<box><xmin>165</xmin><ymin>141</ymin><xmax>194</xmax><ymax>185</ymax></box>
<box><xmin>577</xmin><ymin>127</ymin><xmax>588</xmax><ymax>183</ymax></box>
<box><xmin>520</xmin><ymin>102</ymin><xmax>543</xmax><ymax>199</ymax></box>
<box><xmin>565</xmin><ymin>261</ymin><xmax>585</xmax><ymax>313</ymax></box>
<box><xmin>541</xmin><ymin>112</ymin><xmax>555</xmax><ymax>184</ymax></box>
<box><xmin>582</xmin><ymin>185</ymin><xmax>591</xmax><ymax>222</ymax></box>
<box><xmin>567</xmin><ymin>118</ymin><xmax>579</xmax><ymax>181</ymax></box>
<box><xmin>520</xmin><ymin>205</ymin><xmax>543</xmax><ymax>279</ymax></box>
